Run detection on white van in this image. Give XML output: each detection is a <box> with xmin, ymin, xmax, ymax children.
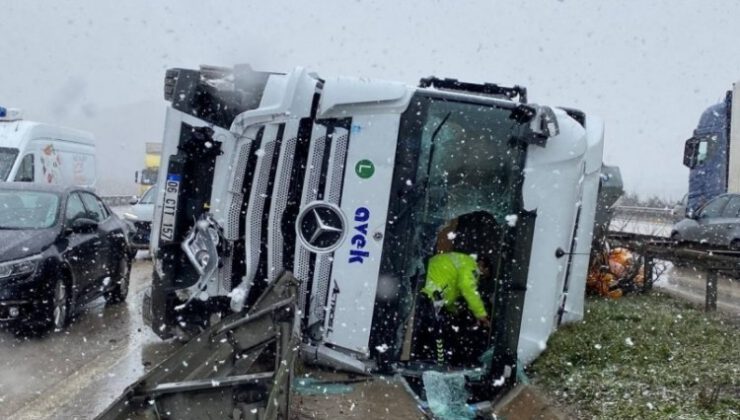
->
<box><xmin>0</xmin><ymin>107</ymin><xmax>96</xmax><ymax>188</ymax></box>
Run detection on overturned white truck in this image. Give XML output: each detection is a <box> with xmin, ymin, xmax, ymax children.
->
<box><xmin>144</xmin><ymin>64</ymin><xmax>604</xmax><ymax>383</ymax></box>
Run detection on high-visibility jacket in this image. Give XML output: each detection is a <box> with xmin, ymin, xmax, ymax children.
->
<box><xmin>421</xmin><ymin>252</ymin><xmax>487</xmax><ymax>319</ymax></box>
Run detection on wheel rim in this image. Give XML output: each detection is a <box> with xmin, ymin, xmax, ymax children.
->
<box><xmin>52</xmin><ymin>281</ymin><xmax>67</xmax><ymax>329</ymax></box>
<box><xmin>119</xmin><ymin>259</ymin><xmax>129</xmax><ymax>296</ymax></box>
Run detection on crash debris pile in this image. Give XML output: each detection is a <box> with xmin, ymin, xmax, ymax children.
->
<box><xmin>587</xmin><ymin>247</ymin><xmax>647</xmax><ymax>298</ymax></box>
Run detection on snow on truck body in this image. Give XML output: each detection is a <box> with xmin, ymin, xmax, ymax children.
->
<box><xmin>145</xmin><ymin>65</ymin><xmax>604</xmax><ymax>376</ymax></box>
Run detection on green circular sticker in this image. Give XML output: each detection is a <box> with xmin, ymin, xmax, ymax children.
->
<box><xmin>355</xmin><ymin>159</ymin><xmax>375</xmax><ymax>179</ymax></box>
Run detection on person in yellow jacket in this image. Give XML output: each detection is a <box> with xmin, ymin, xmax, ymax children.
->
<box><xmin>413</xmin><ymin>251</ymin><xmax>493</xmax><ymax>366</ymax></box>
<box><xmin>422</xmin><ymin>252</ymin><xmax>490</xmax><ymax>324</ymax></box>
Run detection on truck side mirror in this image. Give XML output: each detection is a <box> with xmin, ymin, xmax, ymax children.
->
<box><xmin>683</xmin><ymin>137</ymin><xmax>698</xmax><ymax>169</ymax></box>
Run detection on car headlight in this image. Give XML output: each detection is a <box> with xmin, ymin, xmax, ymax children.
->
<box><xmin>123</xmin><ymin>212</ymin><xmax>139</xmax><ymax>221</ymax></box>
<box><xmin>0</xmin><ymin>255</ymin><xmax>42</xmax><ymax>279</ymax></box>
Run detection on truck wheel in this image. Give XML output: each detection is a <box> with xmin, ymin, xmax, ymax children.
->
<box><xmin>105</xmin><ymin>257</ymin><xmax>131</xmax><ymax>304</ymax></box>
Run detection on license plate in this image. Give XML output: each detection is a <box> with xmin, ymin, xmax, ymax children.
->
<box><xmin>160</xmin><ymin>173</ymin><xmax>181</xmax><ymax>242</ymax></box>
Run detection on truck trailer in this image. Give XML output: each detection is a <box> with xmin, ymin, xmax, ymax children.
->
<box><xmin>142</xmin><ymin>64</ymin><xmax>605</xmax><ymax>390</ymax></box>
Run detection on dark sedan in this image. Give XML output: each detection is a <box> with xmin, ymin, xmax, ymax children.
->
<box><xmin>0</xmin><ymin>183</ymin><xmax>133</xmax><ymax>332</ymax></box>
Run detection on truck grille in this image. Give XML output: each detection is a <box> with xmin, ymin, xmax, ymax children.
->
<box><xmin>220</xmin><ymin>92</ymin><xmax>350</xmax><ymax>329</ymax></box>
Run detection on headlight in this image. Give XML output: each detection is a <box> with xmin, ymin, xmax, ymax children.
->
<box><xmin>0</xmin><ymin>255</ymin><xmax>42</xmax><ymax>279</ymax></box>
<box><xmin>123</xmin><ymin>212</ymin><xmax>139</xmax><ymax>221</ymax></box>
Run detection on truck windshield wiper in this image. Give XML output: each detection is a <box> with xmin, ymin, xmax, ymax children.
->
<box><xmin>425</xmin><ymin>111</ymin><xmax>452</xmax><ymax>178</ymax></box>
<box><xmin>394</xmin><ymin>112</ymin><xmax>452</xmax><ymax>222</ymax></box>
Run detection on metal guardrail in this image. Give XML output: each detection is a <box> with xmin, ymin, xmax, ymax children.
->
<box><xmin>608</xmin><ymin>231</ymin><xmax>737</xmax><ymax>312</ymax></box>
<box><xmin>101</xmin><ymin>195</ymin><xmax>134</xmax><ymax>207</ymax></box>
<box><xmin>612</xmin><ymin>205</ymin><xmax>675</xmax><ymax>222</ymax></box>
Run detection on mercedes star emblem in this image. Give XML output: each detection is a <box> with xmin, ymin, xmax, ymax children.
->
<box><xmin>296</xmin><ymin>202</ymin><xmax>347</xmax><ymax>253</ymax></box>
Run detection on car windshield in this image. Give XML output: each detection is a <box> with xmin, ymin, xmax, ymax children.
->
<box><xmin>139</xmin><ymin>186</ymin><xmax>158</xmax><ymax>204</ymax></box>
<box><xmin>0</xmin><ymin>191</ymin><xmax>59</xmax><ymax>229</ymax></box>
<box><xmin>0</xmin><ymin>147</ymin><xmax>19</xmax><ymax>181</ymax></box>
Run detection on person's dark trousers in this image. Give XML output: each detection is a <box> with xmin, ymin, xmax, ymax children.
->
<box><xmin>410</xmin><ymin>294</ymin><xmax>449</xmax><ymax>365</ymax></box>
<box><xmin>445</xmin><ymin>310</ymin><xmax>489</xmax><ymax>367</ymax></box>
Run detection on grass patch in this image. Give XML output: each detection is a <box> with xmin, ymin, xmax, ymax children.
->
<box><xmin>529</xmin><ymin>293</ymin><xmax>740</xmax><ymax>419</ymax></box>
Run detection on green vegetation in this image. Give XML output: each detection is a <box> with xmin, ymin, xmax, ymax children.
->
<box><xmin>529</xmin><ymin>293</ymin><xmax>739</xmax><ymax>419</ymax></box>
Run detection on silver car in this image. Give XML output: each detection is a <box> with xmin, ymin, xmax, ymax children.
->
<box><xmin>123</xmin><ymin>186</ymin><xmax>157</xmax><ymax>250</ymax></box>
<box><xmin>671</xmin><ymin>193</ymin><xmax>740</xmax><ymax>249</ymax></box>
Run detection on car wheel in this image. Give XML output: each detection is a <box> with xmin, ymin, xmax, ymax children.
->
<box><xmin>670</xmin><ymin>231</ymin><xmax>681</xmax><ymax>242</ymax></box>
<box><xmin>105</xmin><ymin>257</ymin><xmax>131</xmax><ymax>304</ymax></box>
<box><xmin>50</xmin><ymin>278</ymin><xmax>70</xmax><ymax>331</ymax></box>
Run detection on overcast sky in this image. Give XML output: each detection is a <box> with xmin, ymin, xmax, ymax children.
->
<box><xmin>2</xmin><ymin>0</ymin><xmax>740</xmax><ymax>198</ymax></box>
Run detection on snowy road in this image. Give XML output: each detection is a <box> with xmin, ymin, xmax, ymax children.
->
<box><xmin>656</xmin><ymin>263</ymin><xmax>740</xmax><ymax>316</ymax></box>
<box><xmin>0</xmin><ymin>257</ymin><xmax>179</xmax><ymax>420</ymax></box>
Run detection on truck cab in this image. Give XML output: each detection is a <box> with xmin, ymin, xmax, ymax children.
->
<box><xmin>145</xmin><ymin>65</ymin><xmax>604</xmax><ymax>385</ymax></box>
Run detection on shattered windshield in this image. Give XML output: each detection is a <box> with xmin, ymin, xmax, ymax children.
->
<box><xmin>0</xmin><ymin>147</ymin><xmax>19</xmax><ymax>181</ymax></box>
<box><xmin>385</xmin><ymin>94</ymin><xmax>523</xmax><ymax>271</ymax></box>
<box><xmin>418</xmin><ymin>98</ymin><xmax>520</xmax><ymax>225</ymax></box>
<box><xmin>375</xmin><ymin>93</ymin><xmax>526</xmax><ymax>366</ymax></box>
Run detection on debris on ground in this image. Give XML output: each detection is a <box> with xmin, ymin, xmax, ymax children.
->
<box><xmin>587</xmin><ymin>247</ymin><xmax>646</xmax><ymax>298</ymax></box>
<box><xmin>291</xmin><ymin>369</ymin><xmax>423</xmax><ymax>419</ymax></box>
<box><xmin>422</xmin><ymin>371</ymin><xmax>473</xmax><ymax>419</ymax></box>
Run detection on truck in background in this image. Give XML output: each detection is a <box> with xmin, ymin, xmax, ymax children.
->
<box><xmin>140</xmin><ymin>64</ymin><xmax>605</xmax><ymax>412</ymax></box>
<box><xmin>135</xmin><ymin>142</ymin><xmax>161</xmax><ymax>195</ymax></box>
<box><xmin>0</xmin><ymin>106</ymin><xmax>96</xmax><ymax>188</ymax></box>
<box><xmin>683</xmin><ymin>81</ymin><xmax>740</xmax><ymax>212</ymax></box>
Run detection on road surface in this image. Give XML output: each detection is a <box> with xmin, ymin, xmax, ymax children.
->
<box><xmin>656</xmin><ymin>263</ymin><xmax>740</xmax><ymax>316</ymax></box>
<box><xmin>0</xmin><ymin>255</ymin><xmax>179</xmax><ymax>420</ymax></box>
